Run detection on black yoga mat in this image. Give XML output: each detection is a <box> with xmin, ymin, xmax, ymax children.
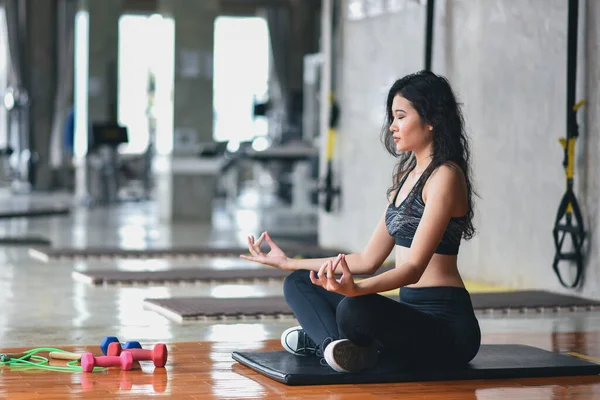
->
<box><xmin>0</xmin><ymin>206</ymin><xmax>70</xmax><ymax>219</ymax></box>
<box><xmin>470</xmin><ymin>290</ymin><xmax>600</xmax><ymax>310</ymax></box>
<box><xmin>73</xmin><ymin>267</ymin><xmax>291</xmax><ymax>285</ymax></box>
<box><xmin>231</xmin><ymin>344</ymin><xmax>600</xmax><ymax>386</ymax></box>
<box><xmin>0</xmin><ymin>236</ymin><xmax>51</xmax><ymax>246</ymax></box>
<box><xmin>73</xmin><ymin>264</ymin><xmax>392</xmax><ymax>286</ymax></box>
<box><xmin>143</xmin><ymin>291</ymin><xmax>600</xmax><ymax>322</ymax></box>
<box><xmin>29</xmin><ymin>243</ymin><xmax>346</xmax><ymax>263</ymax></box>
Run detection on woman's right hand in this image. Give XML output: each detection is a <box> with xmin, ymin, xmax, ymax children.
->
<box><xmin>240</xmin><ymin>231</ymin><xmax>292</xmax><ymax>270</ymax></box>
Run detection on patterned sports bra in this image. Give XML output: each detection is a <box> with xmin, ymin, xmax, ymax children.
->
<box><xmin>385</xmin><ymin>169</ymin><xmax>467</xmax><ymax>255</ymax></box>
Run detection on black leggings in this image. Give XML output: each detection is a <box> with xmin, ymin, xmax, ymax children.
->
<box><xmin>283</xmin><ymin>269</ymin><xmax>481</xmax><ymax>366</ymax></box>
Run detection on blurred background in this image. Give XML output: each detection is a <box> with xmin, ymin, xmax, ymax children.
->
<box><xmin>0</xmin><ymin>0</ymin><xmax>597</xmax><ymax>302</ymax></box>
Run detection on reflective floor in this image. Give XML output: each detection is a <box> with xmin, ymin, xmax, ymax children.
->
<box><xmin>4</xmin><ymin>337</ymin><xmax>600</xmax><ymax>399</ymax></box>
<box><xmin>0</xmin><ymin>190</ymin><xmax>301</xmax><ymax>348</ymax></box>
<box><xmin>0</xmin><ymin>189</ymin><xmax>600</xmax><ymax>398</ymax></box>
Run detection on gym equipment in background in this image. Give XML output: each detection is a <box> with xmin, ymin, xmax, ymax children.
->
<box><xmin>552</xmin><ymin>0</ymin><xmax>586</xmax><ymax>289</ymax></box>
<box><xmin>86</xmin><ymin>122</ymin><xmax>129</xmax><ymax>205</ymax></box>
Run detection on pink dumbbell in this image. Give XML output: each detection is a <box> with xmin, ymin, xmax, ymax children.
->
<box><xmin>107</xmin><ymin>342</ymin><xmax>168</xmax><ymax>368</ymax></box>
<box><xmin>81</xmin><ymin>351</ymin><xmax>134</xmax><ymax>372</ymax></box>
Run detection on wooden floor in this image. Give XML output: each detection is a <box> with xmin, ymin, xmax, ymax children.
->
<box><xmin>2</xmin><ymin>332</ymin><xmax>600</xmax><ymax>399</ymax></box>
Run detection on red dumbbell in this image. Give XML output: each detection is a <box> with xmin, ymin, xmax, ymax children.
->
<box><xmin>81</xmin><ymin>351</ymin><xmax>134</xmax><ymax>372</ymax></box>
<box><xmin>107</xmin><ymin>342</ymin><xmax>168</xmax><ymax>368</ymax></box>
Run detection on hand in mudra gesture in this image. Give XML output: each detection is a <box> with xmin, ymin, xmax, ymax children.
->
<box><xmin>240</xmin><ymin>232</ymin><xmax>292</xmax><ymax>270</ymax></box>
<box><xmin>310</xmin><ymin>254</ymin><xmax>359</xmax><ymax>297</ymax></box>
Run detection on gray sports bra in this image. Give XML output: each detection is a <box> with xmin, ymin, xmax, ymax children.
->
<box><xmin>385</xmin><ymin>169</ymin><xmax>467</xmax><ymax>255</ymax></box>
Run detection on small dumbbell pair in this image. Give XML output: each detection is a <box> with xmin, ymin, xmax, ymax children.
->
<box><xmin>48</xmin><ymin>336</ymin><xmax>143</xmax><ymax>363</ymax></box>
<box><xmin>81</xmin><ymin>343</ymin><xmax>168</xmax><ymax>372</ymax></box>
<box><xmin>100</xmin><ymin>336</ymin><xmax>142</xmax><ymax>355</ymax></box>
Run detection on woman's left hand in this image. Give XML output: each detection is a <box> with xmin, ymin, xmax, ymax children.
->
<box><xmin>310</xmin><ymin>254</ymin><xmax>359</xmax><ymax>297</ymax></box>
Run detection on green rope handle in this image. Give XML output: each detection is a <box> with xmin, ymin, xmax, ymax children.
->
<box><xmin>0</xmin><ymin>347</ymin><xmax>106</xmax><ymax>372</ymax></box>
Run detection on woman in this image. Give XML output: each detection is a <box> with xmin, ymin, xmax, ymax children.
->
<box><xmin>241</xmin><ymin>70</ymin><xmax>481</xmax><ymax>373</ymax></box>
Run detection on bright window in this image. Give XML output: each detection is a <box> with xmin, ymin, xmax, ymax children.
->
<box><xmin>118</xmin><ymin>14</ymin><xmax>174</xmax><ymax>155</ymax></box>
<box><xmin>213</xmin><ymin>17</ymin><xmax>270</xmax><ymax>144</ymax></box>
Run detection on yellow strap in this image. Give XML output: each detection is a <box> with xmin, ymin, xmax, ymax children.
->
<box><xmin>558</xmin><ymin>137</ymin><xmax>577</xmax><ymax>215</ymax></box>
<box><xmin>573</xmin><ymin>100</ymin><xmax>586</xmax><ymax>112</ymax></box>
<box><xmin>378</xmin><ymin>280</ymin><xmax>511</xmax><ymax>297</ymax></box>
<box><xmin>558</xmin><ymin>137</ymin><xmax>576</xmax><ymax>180</ymax></box>
<box><xmin>556</xmin><ymin>99</ymin><xmax>585</xmax><ymax>215</ymax></box>
<box><xmin>326</xmin><ymin>128</ymin><xmax>336</xmax><ymax>161</ymax></box>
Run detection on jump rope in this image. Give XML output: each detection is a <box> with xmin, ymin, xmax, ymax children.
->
<box><xmin>0</xmin><ymin>348</ymin><xmax>106</xmax><ymax>372</ymax></box>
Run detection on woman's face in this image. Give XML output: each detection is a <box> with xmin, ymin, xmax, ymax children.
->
<box><xmin>388</xmin><ymin>94</ymin><xmax>432</xmax><ymax>153</ymax></box>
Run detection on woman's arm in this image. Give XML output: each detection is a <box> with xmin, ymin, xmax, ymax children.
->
<box><xmin>353</xmin><ymin>165</ymin><xmax>461</xmax><ymax>295</ymax></box>
<box><xmin>286</xmin><ymin>207</ymin><xmax>396</xmax><ymax>275</ymax></box>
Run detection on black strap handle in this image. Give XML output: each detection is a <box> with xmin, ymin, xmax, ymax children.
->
<box><xmin>567</xmin><ymin>0</ymin><xmax>578</xmax><ymax>139</ymax></box>
<box><xmin>424</xmin><ymin>0</ymin><xmax>435</xmax><ymax>71</ymax></box>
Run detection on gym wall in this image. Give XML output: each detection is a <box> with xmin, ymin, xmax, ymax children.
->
<box><xmin>320</xmin><ymin>0</ymin><xmax>600</xmax><ymax>298</ymax></box>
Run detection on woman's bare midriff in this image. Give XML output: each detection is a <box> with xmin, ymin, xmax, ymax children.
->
<box><xmin>395</xmin><ymin>245</ymin><xmax>465</xmax><ymax>289</ymax></box>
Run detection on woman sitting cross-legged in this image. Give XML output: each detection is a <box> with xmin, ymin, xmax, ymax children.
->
<box><xmin>241</xmin><ymin>70</ymin><xmax>481</xmax><ymax>373</ymax></box>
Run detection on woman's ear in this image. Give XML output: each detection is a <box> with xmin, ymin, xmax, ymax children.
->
<box><xmin>424</xmin><ymin>124</ymin><xmax>434</xmax><ymax>141</ymax></box>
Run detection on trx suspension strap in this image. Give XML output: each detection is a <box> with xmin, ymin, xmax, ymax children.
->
<box><xmin>323</xmin><ymin>94</ymin><xmax>340</xmax><ymax>212</ymax></box>
<box><xmin>320</xmin><ymin>0</ymin><xmax>341</xmax><ymax>213</ymax></box>
<box><xmin>552</xmin><ymin>0</ymin><xmax>586</xmax><ymax>288</ymax></box>
<box><xmin>424</xmin><ymin>0</ymin><xmax>435</xmax><ymax>71</ymax></box>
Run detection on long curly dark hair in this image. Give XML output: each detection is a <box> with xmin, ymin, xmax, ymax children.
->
<box><xmin>381</xmin><ymin>70</ymin><xmax>476</xmax><ymax>240</ymax></box>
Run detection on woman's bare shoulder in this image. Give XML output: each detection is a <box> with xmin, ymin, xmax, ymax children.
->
<box><xmin>423</xmin><ymin>162</ymin><xmax>466</xmax><ymax>202</ymax></box>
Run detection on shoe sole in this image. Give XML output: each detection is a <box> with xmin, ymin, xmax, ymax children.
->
<box><xmin>324</xmin><ymin>340</ymin><xmax>378</xmax><ymax>373</ymax></box>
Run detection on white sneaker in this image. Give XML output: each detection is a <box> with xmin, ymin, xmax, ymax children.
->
<box><xmin>323</xmin><ymin>339</ymin><xmax>378</xmax><ymax>373</ymax></box>
<box><xmin>280</xmin><ymin>326</ymin><xmax>318</xmax><ymax>356</ymax></box>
